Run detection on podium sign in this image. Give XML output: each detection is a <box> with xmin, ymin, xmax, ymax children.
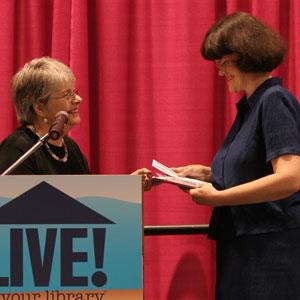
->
<box><xmin>0</xmin><ymin>175</ymin><xmax>143</xmax><ymax>299</ymax></box>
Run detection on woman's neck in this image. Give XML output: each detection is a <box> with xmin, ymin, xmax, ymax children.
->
<box><xmin>30</xmin><ymin>122</ymin><xmax>64</xmax><ymax>146</ymax></box>
<box><xmin>244</xmin><ymin>73</ymin><xmax>272</xmax><ymax>98</ymax></box>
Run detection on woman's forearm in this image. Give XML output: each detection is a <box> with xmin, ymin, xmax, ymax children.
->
<box><xmin>190</xmin><ymin>155</ymin><xmax>300</xmax><ymax>207</ymax></box>
<box><xmin>216</xmin><ymin>172</ymin><xmax>299</xmax><ymax>206</ymax></box>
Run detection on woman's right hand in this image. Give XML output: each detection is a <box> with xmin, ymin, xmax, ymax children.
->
<box><xmin>131</xmin><ymin>168</ymin><xmax>153</xmax><ymax>191</ymax></box>
<box><xmin>172</xmin><ymin>164</ymin><xmax>212</xmax><ymax>182</ymax></box>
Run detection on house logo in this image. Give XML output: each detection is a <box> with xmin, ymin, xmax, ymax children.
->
<box><xmin>0</xmin><ymin>181</ymin><xmax>114</xmax><ymax>290</ymax></box>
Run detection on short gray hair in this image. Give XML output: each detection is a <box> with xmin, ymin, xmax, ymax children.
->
<box><xmin>12</xmin><ymin>56</ymin><xmax>75</xmax><ymax>125</ymax></box>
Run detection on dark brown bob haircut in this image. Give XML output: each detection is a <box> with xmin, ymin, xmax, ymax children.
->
<box><xmin>201</xmin><ymin>11</ymin><xmax>287</xmax><ymax>72</ymax></box>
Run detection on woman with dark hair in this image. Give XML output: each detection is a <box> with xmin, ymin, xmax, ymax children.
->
<box><xmin>172</xmin><ymin>12</ymin><xmax>300</xmax><ymax>299</ymax></box>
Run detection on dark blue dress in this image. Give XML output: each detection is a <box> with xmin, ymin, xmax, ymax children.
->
<box><xmin>209</xmin><ymin>78</ymin><xmax>300</xmax><ymax>300</ymax></box>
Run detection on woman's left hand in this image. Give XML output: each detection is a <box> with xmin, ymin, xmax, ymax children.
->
<box><xmin>189</xmin><ymin>183</ymin><xmax>221</xmax><ymax>207</ymax></box>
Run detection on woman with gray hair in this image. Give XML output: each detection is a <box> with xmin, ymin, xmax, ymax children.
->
<box><xmin>0</xmin><ymin>57</ymin><xmax>152</xmax><ymax>189</ymax></box>
<box><xmin>0</xmin><ymin>57</ymin><xmax>89</xmax><ymax>174</ymax></box>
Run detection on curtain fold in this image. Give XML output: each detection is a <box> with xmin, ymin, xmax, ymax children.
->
<box><xmin>0</xmin><ymin>1</ymin><xmax>299</xmax><ymax>299</ymax></box>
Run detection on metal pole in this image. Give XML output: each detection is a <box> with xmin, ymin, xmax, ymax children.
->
<box><xmin>1</xmin><ymin>133</ymin><xmax>50</xmax><ymax>176</ymax></box>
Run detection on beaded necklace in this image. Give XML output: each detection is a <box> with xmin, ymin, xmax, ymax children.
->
<box><xmin>27</xmin><ymin>125</ymin><xmax>68</xmax><ymax>163</ymax></box>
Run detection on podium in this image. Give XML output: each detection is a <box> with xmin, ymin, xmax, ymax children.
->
<box><xmin>0</xmin><ymin>175</ymin><xmax>143</xmax><ymax>299</ymax></box>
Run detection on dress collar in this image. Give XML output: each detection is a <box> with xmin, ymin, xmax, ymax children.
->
<box><xmin>236</xmin><ymin>77</ymin><xmax>282</xmax><ymax>114</ymax></box>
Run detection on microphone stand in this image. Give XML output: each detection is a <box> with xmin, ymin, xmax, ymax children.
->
<box><xmin>1</xmin><ymin>132</ymin><xmax>50</xmax><ymax>176</ymax></box>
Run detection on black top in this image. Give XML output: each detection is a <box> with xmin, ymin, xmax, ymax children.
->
<box><xmin>0</xmin><ymin>125</ymin><xmax>90</xmax><ymax>175</ymax></box>
<box><xmin>209</xmin><ymin>77</ymin><xmax>300</xmax><ymax>240</ymax></box>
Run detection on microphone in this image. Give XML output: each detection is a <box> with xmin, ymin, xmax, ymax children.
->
<box><xmin>48</xmin><ymin>111</ymin><xmax>69</xmax><ymax>140</ymax></box>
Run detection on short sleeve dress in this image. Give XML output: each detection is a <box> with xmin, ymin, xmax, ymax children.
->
<box><xmin>209</xmin><ymin>78</ymin><xmax>300</xmax><ymax>300</ymax></box>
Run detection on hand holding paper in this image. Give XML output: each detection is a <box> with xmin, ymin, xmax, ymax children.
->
<box><xmin>152</xmin><ymin>159</ymin><xmax>204</xmax><ymax>188</ymax></box>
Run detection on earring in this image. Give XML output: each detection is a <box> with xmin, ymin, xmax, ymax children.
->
<box><xmin>43</xmin><ymin>117</ymin><xmax>49</xmax><ymax>124</ymax></box>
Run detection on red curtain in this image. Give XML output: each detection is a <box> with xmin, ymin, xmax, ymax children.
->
<box><xmin>0</xmin><ymin>1</ymin><xmax>299</xmax><ymax>299</ymax></box>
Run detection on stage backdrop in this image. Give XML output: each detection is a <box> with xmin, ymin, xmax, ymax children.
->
<box><xmin>0</xmin><ymin>1</ymin><xmax>299</xmax><ymax>299</ymax></box>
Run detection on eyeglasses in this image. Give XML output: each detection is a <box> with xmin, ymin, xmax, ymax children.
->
<box><xmin>215</xmin><ymin>59</ymin><xmax>236</xmax><ymax>70</ymax></box>
<box><xmin>51</xmin><ymin>88</ymin><xmax>79</xmax><ymax>101</ymax></box>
